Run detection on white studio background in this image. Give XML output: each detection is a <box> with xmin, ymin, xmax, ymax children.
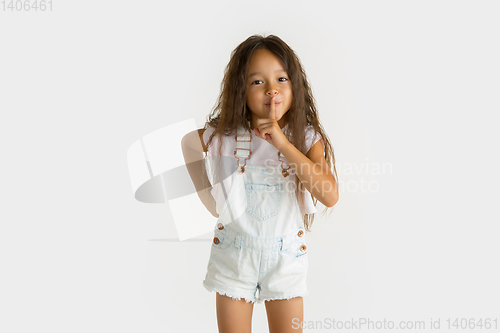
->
<box><xmin>1</xmin><ymin>1</ymin><xmax>499</xmax><ymax>332</ymax></box>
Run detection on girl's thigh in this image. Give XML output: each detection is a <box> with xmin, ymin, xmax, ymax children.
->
<box><xmin>265</xmin><ymin>297</ymin><xmax>303</xmax><ymax>333</ymax></box>
<box><xmin>216</xmin><ymin>293</ymin><xmax>254</xmax><ymax>333</ymax></box>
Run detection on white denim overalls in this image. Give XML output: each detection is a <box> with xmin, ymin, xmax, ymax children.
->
<box><xmin>202</xmin><ymin>125</ymin><xmax>309</xmax><ymax>303</ymax></box>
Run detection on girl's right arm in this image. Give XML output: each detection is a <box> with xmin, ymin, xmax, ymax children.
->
<box><xmin>181</xmin><ymin>128</ymin><xmax>219</xmax><ymax>218</ymax></box>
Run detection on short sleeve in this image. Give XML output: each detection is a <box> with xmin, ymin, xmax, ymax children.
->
<box><xmin>202</xmin><ymin>126</ymin><xmax>216</xmax><ymax>155</ymax></box>
<box><xmin>305</xmin><ymin>126</ymin><xmax>324</xmax><ymax>154</ymax></box>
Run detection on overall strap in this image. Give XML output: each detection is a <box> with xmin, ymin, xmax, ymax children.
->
<box><xmin>234</xmin><ymin>125</ymin><xmax>251</xmax><ymax>174</ymax></box>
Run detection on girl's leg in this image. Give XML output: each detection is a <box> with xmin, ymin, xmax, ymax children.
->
<box><xmin>265</xmin><ymin>297</ymin><xmax>303</xmax><ymax>333</ymax></box>
<box><xmin>216</xmin><ymin>293</ymin><xmax>254</xmax><ymax>333</ymax></box>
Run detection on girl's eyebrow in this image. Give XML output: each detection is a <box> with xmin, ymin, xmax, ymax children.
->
<box><xmin>247</xmin><ymin>69</ymin><xmax>287</xmax><ymax>79</ymax></box>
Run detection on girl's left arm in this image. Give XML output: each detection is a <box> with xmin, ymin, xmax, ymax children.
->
<box><xmin>279</xmin><ymin>140</ymin><xmax>339</xmax><ymax>207</ymax></box>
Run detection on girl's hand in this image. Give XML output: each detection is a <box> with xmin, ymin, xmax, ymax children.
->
<box><xmin>253</xmin><ymin>96</ymin><xmax>289</xmax><ymax>150</ymax></box>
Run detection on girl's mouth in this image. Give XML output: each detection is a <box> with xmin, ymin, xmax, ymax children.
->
<box><xmin>265</xmin><ymin>102</ymin><xmax>280</xmax><ymax>107</ymax></box>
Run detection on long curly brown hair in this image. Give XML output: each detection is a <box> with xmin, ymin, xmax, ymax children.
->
<box><xmin>203</xmin><ymin>34</ymin><xmax>338</xmax><ymax>231</ymax></box>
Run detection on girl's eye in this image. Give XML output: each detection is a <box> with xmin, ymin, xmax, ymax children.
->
<box><xmin>251</xmin><ymin>78</ymin><xmax>287</xmax><ymax>85</ymax></box>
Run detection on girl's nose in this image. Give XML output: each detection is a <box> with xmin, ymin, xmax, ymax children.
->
<box><xmin>266</xmin><ymin>89</ymin><xmax>278</xmax><ymax>96</ymax></box>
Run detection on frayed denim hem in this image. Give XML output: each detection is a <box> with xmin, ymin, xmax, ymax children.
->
<box><xmin>203</xmin><ymin>280</ymin><xmax>257</xmax><ymax>304</ymax></box>
<box><xmin>256</xmin><ymin>291</ymin><xmax>309</xmax><ymax>304</ymax></box>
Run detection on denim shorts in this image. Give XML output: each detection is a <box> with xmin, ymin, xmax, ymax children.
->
<box><xmin>203</xmin><ymin>223</ymin><xmax>309</xmax><ymax>304</ymax></box>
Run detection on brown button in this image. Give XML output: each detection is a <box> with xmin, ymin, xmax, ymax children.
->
<box><xmin>217</xmin><ymin>223</ymin><xmax>224</xmax><ymax>230</ymax></box>
<box><xmin>298</xmin><ymin>230</ymin><xmax>304</xmax><ymax>237</ymax></box>
<box><xmin>213</xmin><ymin>237</ymin><xmax>220</xmax><ymax>245</ymax></box>
<box><xmin>300</xmin><ymin>245</ymin><xmax>307</xmax><ymax>252</ymax></box>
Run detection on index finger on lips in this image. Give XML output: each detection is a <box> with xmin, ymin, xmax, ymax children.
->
<box><xmin>269</xmin><ymin>96</ymin><xmax>276</xmax><ymax>120</ymax></box>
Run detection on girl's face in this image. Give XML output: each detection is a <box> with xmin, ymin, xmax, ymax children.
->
<box><xmin>245</xmin><ymin>48</ymin><xmax>292</xmax><ymax>129</ymax></box>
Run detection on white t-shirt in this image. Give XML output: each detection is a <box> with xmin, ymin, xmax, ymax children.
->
<box><xmin>202</xmin><ymin>123</ymin><xmax>324</xmax><ymax>214</ymax></box>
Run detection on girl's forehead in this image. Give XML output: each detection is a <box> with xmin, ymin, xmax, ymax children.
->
<box><xmin>247</xmin><ymin>49</ymin><xmax>286</xmax><ymax>73</ymax></box>
<box><xmin>249</xmin><ymin>49</ymin><xmax>278</xmax><ymax>63</ymax></box>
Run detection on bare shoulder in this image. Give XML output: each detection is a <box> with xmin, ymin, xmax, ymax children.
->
<box><xmin>181</xmin><ymin>128</ymin><xmax>207</xmax><ymax>153</ymax></box>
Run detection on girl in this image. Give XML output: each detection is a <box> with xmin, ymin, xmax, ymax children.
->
<box><xmin>182</xmin><ymin>34</ymin><xmax>338</xmax><ymax>333</ymax></box>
